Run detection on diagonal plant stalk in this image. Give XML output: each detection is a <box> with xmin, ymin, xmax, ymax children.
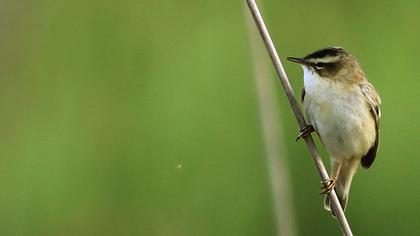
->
<box><xmin>245</xmin><ymin>4</ymin><xmax>297</xmax><ymax>236</ymax></box>
<box><xmin>245</xmin><ymin>0</ymin><xmax>354</xmax><ymax>235</ymax></box>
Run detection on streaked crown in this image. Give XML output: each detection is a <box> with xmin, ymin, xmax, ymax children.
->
<box><xmin>287</xmin><ymin>47</ymin><xmax>365</xmax><ymax>82</ymax></box>
<box><xmin>304</xmin><ymin>47</ymin><xmax>348</xmax><ymax>64</ymax></box>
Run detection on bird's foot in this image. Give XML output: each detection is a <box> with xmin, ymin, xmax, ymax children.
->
<box><xmin>296</xmin><ymin>124</ymin><xmax>314</xmax><ymax>141</ymax></box>
<box><xmin>320</xmin><ymin>177</ymin><xmax>337</xmax><ymax>195</ymax></box>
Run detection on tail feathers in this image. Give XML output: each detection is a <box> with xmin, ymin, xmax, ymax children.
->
<box><xmin>324</xmin><ymin>159</ymin><xmax>358</xmax><ymax>217</ymax></box>
<box><xmin>324</xmin><ymin>185</ymin><xmax>349</xmax><ymax>217</ymax></box>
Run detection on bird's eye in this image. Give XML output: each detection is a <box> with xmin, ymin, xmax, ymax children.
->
<box><xmin>315</xmin><ymin>62</ymin><xmax>325</xmax><ymax>69</ymax></box>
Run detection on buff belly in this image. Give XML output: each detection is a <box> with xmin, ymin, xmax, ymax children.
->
<box><xmin>302</xmin><ymin>68</ymin><xmax>376</xmax><ymax>160</ymax></box>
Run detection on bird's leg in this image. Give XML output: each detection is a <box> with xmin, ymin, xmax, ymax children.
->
<box><xmin>320</xmin><ymin>161</ymin><xmax>342</xmax><ymax>194</ymax></box>
<box><xmin>296</xmin><ymin>124</ymin><xmax>315</xmax><ymax>141</ymax></box>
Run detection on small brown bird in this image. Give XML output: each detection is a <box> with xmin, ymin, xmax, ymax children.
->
<box><xmin>287</xmin><ymin>47</ymin><xmax>381</xmax><ymax>215</ymax></box>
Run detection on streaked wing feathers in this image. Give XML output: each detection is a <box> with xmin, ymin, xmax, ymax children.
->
<box><xmin>359</xmin><ymin>82</ymin><xmax>381</xmax><ymax>168</ymax></box>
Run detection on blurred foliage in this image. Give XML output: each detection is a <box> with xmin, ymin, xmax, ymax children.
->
<box><xmin>0</xmin><ymin>0</ymin><xmax>419</xmax><ymax>235</ymax></box>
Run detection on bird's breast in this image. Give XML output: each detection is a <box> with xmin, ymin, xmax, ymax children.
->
<box><xmin>302</xmin><ymin>68</ymin><xmax>376</xmax><ymax>160</ymax></box>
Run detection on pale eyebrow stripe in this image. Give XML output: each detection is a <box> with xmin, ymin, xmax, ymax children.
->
<box><xmin>309</xmin><ymin>56</ymin><xmax>340</xmax><ymax>63</ymax></box>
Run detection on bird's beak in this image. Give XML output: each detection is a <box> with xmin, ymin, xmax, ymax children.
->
<box><xmin>286</xmin><ymin>57</ymin><xmax>308</xmax><ymax>65</ymax></box>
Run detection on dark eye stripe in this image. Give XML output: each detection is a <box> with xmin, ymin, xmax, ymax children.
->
<box><xmin>316</xmin><ymin>62</ymin><xmax>326</xmax><ymax>67</ymax></box>
<box><xmin>314</xmin><ymin>62</ymin><xmax>339</xmax><ymax>72</ymax></box>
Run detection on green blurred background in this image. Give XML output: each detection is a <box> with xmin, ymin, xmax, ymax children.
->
<box><xmin>0</xmin><ymin>0</ymin><xmax>419</xmax><ymax>235</ymax></box>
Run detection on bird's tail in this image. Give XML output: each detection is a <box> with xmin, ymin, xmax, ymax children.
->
<box><xmin>324</xmin><ymin>158</ymin><xmax>359</xmax><ymax>217</ymax></box>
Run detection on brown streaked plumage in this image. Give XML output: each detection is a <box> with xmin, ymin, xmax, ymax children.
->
<box><xmin>359</xmin><ymin>82</ymin><xmax>381</xmax><ymax>168</ymax></box>
<box><xmin>288</xmin><ymin>47</ymin><xmax>381</xmax><ymax>216</ymax></box>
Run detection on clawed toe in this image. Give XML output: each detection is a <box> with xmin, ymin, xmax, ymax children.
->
<box><xmin>320</xmin><ymin>178</ymin><xmax>337</xmax><ymax>195</ymax></box>
<box><xmin>296</xmin><ymin>124</ymin><xmax>315</xmax><ymax>141</ymax></box>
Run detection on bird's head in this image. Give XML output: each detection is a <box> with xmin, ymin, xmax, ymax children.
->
<box><xmin>287</xmin><ymin>47</ymin><xmax>364</xmax><ymax>83</ymax></box>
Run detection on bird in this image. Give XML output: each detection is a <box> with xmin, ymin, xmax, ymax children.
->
<box><xmin>286</xmin><ymin>47</ymin><xmax>381</xmax><ymax>216</ymax></box>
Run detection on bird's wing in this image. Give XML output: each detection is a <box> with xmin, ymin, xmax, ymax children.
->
<box><xmin>359</xmin><ymin>82</ymin><xmax>381</xmax><ymax>168</ymax></box>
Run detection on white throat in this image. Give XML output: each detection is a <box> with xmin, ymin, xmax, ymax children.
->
<box><xmin>302</xmin><ymin>66</ymin><xmax>328</xmax><ymax>95</ymax></box>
